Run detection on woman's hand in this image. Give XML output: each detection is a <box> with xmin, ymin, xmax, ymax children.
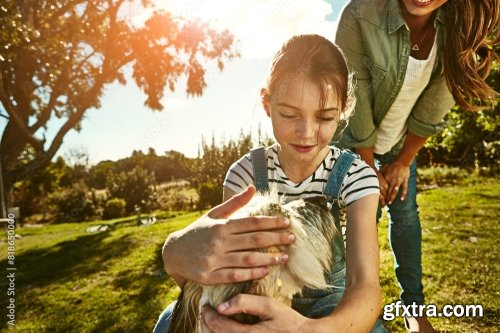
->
<box><xmin>380</xmin><ymin>160</ymin><xmax>410</xmax><ymax>204</ymax></box>
<box><xmin>162</xmin><ymin>186</ymin><xmax>295</xmax><ymax>286</ymax></box>
<box><xmin>374</xmin><ymin>168</ymin><xmax>389</xmax><ymax>207</ymax></box>
<box><xmin>200</xmin><ymin>294</ymin><xmax>310</xmax><ymax>333</ymax></box>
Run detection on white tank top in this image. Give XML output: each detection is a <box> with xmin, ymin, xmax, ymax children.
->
<box><xmin>374</xmin><ymin>34</ymin><xmax>438</xmax><ymax>155</ymax></box>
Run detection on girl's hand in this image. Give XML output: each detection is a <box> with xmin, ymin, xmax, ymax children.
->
<box><xmin>380</xmin><ymin>161</ymin><xmax>410</xmax><ymax>205</ymax></box>
<box><xmin>163</xmin><ymin>186</ymin><xmax>295</xmax><ymax>286</ymax></box>
<box><xmin>200</xmin><ymin>294</ymin><xmax>310</xmax><ymax>333</ymax></box>
<box><xmin>374</xmin><ymin>169</ymin><xmax>389</xmax><ymax>207</ymax></box>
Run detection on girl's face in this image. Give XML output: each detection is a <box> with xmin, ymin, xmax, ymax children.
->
<box><xmin>264</xmin><ymin>74</ymin><xmax>341</xmax><ymax>170</ymax></box>
<box><xmin>399</xmin><ymin>0</ymin><xmax>449</xmax><ymax>17</ymax></box>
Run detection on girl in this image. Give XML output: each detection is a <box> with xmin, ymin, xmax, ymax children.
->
<box><xmin>155</xmin><ymin>34</ymin><xmax>386</xmax><ymax>333</ymax></box>
<box><xmin>335</xmin><ymin>1</ymin><xmax>498</xmax><ymax>332</ymax></box>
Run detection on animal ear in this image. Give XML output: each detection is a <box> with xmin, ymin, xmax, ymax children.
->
<box><xmin>302</xmin><ymin>196</ymin><xmax>329</xmax><ymax>210</ymax></box>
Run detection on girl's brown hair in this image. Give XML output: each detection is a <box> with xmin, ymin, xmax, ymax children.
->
<box><xmin>442</xmin><ymin>0</ymin><xmax>499</xmax><ymax>110</ymax></box>
<box><xmin>261</xmin><ymin>34</ymin><xmax>355</xmax><ymax>120</ymax></box>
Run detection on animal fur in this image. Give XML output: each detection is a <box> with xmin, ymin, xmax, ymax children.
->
<box><xmin>166</xmin><ymin>194</ymin><xmax>338</xmax><ymax>333</ymax></box>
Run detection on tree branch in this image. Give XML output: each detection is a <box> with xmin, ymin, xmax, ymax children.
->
<box><xmin>29</xmin><ymin>86</ymin><xmax>61</xmax><ymax>134</ymax></box>
<box><xmin>0</xmin><ymin>72</ymin><xmax>43</xmax><ymax>150</ymax></box>
<box><xmin>30</xmin><ymin>42</ymin><xmax>93</xmax><ymax>134</ymax></box>
<box><xmin>12</xmin><ymin>78</ymin><xmax>106</xmax><ymax>183</ymax></box>
<box><xmin>73</xmin><ymin>49</ymin><xmax>99</xmax><ymax>81</ymax></box>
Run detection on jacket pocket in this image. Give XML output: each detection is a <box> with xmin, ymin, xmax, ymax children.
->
<box><xmin>362</xmin><ymin>55</ymin><xmax>387</xmax><ymax>96</ymax></box>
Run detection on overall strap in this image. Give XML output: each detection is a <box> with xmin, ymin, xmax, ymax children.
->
<box><xmin>250</xmin><ymin>147</ymin><xmax>269</xmax><ymax>193</ymax></box>
<box><xmin>324</xmin><ymin>150</ymin><xmax>357</xmax><ymax>200</ymax></box>
<box><xmin>323</xmin><ymin>150</ymin><xmax>356</xmax><ymax>270</ymax></box>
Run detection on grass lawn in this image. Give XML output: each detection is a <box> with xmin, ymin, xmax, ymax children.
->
<box><xmin>379</xmin><ymin>176</ymin><xmax>499</xmax><ymax>332</ymax></box>
<box><xmin>0</xmin><ymin>176</ymin><xmax>498</xmax><ymax>332</ymax></box>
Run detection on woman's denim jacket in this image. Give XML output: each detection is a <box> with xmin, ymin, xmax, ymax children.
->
<box><xmin>335</xmin><ymin>0</ymin><xmax>455</xmax><ymax>154</ymax></box>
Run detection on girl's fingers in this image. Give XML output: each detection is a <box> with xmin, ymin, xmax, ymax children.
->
<box><xmin>226</xmin><ymin>215</ymin><xmax>291</xmax><ymax>233</ymax></box>
<box><xmin>202</xmin><ymin>305</ymin><xmax>253</xmax><ymax>333</ymax></box>
<box><xmin>226</xmin><ymin>231</ymin><xmax>295</xmax><ymax>252</ymax></box>
<box><xmin>208</xmin><ymin>186</ymin><xmax>256</xmax><ymax>219</ymax></box>
<box><xmin>216</xmin><ymin>294</ymin><xmax>273</xmax><ymax>319</ymax></box>
<box><xmin>221</xmin><ymin>251</ymin><xmax>289</xmax><ymax>268</ymax></box>
<box><xmin>209</xmin><ymin>267</ymin><xmax>270</xmax><ymax>284</ymax></box>
<box><xmin>200</xmin><ymin>307</ymin><xmax>214</xmax><ymax>333</ymax></box>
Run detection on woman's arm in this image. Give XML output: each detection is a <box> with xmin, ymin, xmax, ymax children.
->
<box><xmin>162</xmin><ymin>186</ymin><xmax>295</xmax><ymax>287</ymax></box>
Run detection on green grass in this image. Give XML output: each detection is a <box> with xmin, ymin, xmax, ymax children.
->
<box><xmin>0</xmin><ymin>176</ymin><xmax>498</xmax><ymax>332</ymax></box>
<box><xmin>0</xmin><ymin>212</ymin><xmax>203</xmax><ymax>333</ymax></box>
<box><xmin>379</xmin><ymin>176</ymin><xmax>499</xmax><ymax>332</ymax></box>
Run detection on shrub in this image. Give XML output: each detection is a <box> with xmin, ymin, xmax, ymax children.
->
<box><xmin>106</xmin><ymin>166</ymin><xmax>155</xmax><ymax>213</ymax></box>
<box><xmin>156</xmin><ymin>181</ymin><xmax>197</xmax><ymax>212</ymax></box>
<box><xmin>103</xmin><ymin>198</ymin><xmax>126</xmax><ymax>219</ymax></box>
<box><xmin>192</xmin><ymin>131</ymin><xmax>255</xmax><ymax>210</ymax></box>
<box><xmin>49</xmin><ymin>181</ymin><xmax>98</xmax><ymax>222</ymax></box>
<box><xmin>197</xmin><ymin>181</ymin><xmax>222</xmax><ymax>210</ymax></box>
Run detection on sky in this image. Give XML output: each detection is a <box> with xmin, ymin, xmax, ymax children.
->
<box><xmin>5</xmin><ymin>0</ymin><xmax>350</xmax><ymax>165</ymax></box>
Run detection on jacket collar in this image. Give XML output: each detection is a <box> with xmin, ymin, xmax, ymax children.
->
<box><xmin>386</xmin><ymin>0</ymin><xmax>446</xmax><ymax>34</ymax></box>
<box><xmin>387</xmin><ymin>0</ymin><xmax>406</xmax><ymax>34</ymax></box>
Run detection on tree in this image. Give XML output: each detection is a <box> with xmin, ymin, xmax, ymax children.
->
<box><xmin>12</xmin><ymin>156</ymin><xmax>65</xmax><ymax>216</ymax></box>
<box><xmin>106</xmin><ymin>166</ymin><xmax>155</xmax><ymax>213</ymax></box>
<box><xmin>418</xmin><ymin>53</ymin><xmax>499</xmax><ymax>170</ymax></box>
<box><xmin>49</xmin><ymin>180</ymin><xmax>98</xmax><ymax>222</ymax></box>
<box><xmin>156</xmin><ymin>150</ymin><xmax>192</xmax><ymax>183</ymax></box>
<box><xmin>88</xmin><ymin>160</ymin><xmax>115</xmax><ymax>189</ymax></box>
<box><xmin>193</xmin><ymin>131</ymin><xmax>253</xmax><ymax>209</ymax></box>
<box><xmin>0</xmin><ymin>0</ymin><xmax>237</xmax><ymax>207</ymax></box>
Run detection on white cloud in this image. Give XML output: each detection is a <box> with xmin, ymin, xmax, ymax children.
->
<box><xmin>163</xmin><ymin>97</ymin><xmax>192</xmax><ymax>110</ymax></box>
<box><xmin>154</xmin><ymin>0</ymin><xmax>338</xmax><ymax>59</ymax></box>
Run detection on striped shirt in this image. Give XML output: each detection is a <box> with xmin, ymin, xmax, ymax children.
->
<box><xmin>223</xmin><ymin>144</ymin><xmax>379</xmax><ymax>206</ymax></box>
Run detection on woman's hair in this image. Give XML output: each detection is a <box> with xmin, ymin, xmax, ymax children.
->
<box><xmin>442</xmin><ymin>0</ymin><xmax>499</xmax><ymax>110</ymax></box>
<box><xmin>261</xmin><ymin>34</ymin><xmax>355</xmax><ymax>120</ymax></box>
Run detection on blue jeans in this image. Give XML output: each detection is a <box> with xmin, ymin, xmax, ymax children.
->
<box><xmin>153</xmin><ymin>268</ymin><xmax>387</xmax><ymax>333</ymax></box>
<box><xmin>375</xmin><ymin>154</ymin><xmax>424</xmax><ymax>306</ymax></box>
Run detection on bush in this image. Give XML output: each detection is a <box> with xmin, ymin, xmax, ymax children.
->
<box><xmin>106</xmin><ymin>166</ymin><xmax>155</xmax><ymax>214</ymax></box>
<box><xmin>49</xmin><ymin>181</ymin><xmax>98</xmax><ymax>223</ymax></box>
<box><xmin>417</xmin><ymin>166</ymin><xmax>469</xmax><ymax>187</ymax></box>
<box><xmin>197</xmin><ymin>181</ymin><xmax>222</xmax><ymax>210</ymax></box>
<box><xmin>158</xmin><ymin>191</ymin><xmax>193</xmax><ymax>211</ymax></box>
<box><xmin>192</xmin><ymin>131</ymin><xmax>254</xmax><ymax>210</ymax></box>
<box><xmin>103</xmin><ymin>198</ymin><xmax>126</xmax><ymax>219</ymax></box>
<box><xmin>156</xmin><ymin>181</ymin><xmax>197</xmax><ymax>212</ymax></box>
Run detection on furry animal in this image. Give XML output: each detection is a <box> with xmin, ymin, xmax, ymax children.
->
<box><xmin>166</xmin><ymin>194</ymin><xmax>338</xmax><ymax>333</ymax></box>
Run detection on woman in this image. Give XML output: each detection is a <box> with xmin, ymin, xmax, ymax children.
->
<box><xmin>335</xmin><ymin>0</ymin><xmax>498</xmax><ymax>332</ymax></box>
